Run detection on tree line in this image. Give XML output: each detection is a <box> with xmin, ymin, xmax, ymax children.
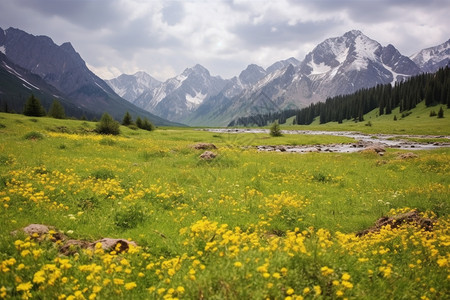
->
<box><xmin>229</xmin><ymin>66</ymin><xmax>450</xmax><ymax>127</ymax></box>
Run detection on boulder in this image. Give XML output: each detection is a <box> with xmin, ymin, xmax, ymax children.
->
<box><xmin>397</xmin><ymin>152</ymin><xmax>418</xmax><ymax>159</ymax></box>
<box><xmin>91</xmin><ymin>238</ymin><xmax>137</xmax><ymax>252</ymax></box>
<box><xmin>192</xmin><ymin>143</ymin><xmax>217</xmax><ymax>150</ymax></box>
<box><xmin>199</xmin><ymin>151</ymin><xmax>217</xmax><ymax>160</ymax></box>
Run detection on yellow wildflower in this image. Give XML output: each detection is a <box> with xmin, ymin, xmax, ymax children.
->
<box><xmin>124</xmin><ymin>282</ymin><xmax>137</xmax><ymax>290</ymax></box>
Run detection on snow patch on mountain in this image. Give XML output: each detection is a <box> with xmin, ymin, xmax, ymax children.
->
<box><xmin>186</xmin><ymin>90</ymin><xmax>207</xmax><ymax>106</ymax></box>
<box><xmin>0</xmin><ymin>46</ymin><xmax>5</xmax><ymax>54</ymax></box>
<box><xmin>3</xmin><ymin>62</ymin><xmax>41</xmax><ymax>90</ymax></box>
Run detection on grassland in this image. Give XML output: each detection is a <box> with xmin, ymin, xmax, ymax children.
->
<box><xmin>0</xmin><ymin>112</ymin><xmax>449</xmax><ymax>299</ymax></box>
<box><xmin>283</xmin><ymin>102</ymin><xmax>450</xmax><ymax>136</ymax></box>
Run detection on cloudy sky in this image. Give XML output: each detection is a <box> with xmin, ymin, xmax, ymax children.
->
<box><xmin>0</xmin><ymin>0</ymin><xmax>449</xmax><ymax>81</ymax></box>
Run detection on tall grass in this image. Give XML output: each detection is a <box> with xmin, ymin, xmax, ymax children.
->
<box><xmin>0</xmin><ymin>112</ymin><xmax>448</xmax><ymax>299</ymax></box>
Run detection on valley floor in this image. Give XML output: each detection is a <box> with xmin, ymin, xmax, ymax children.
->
<box><xmin>0</xmin><ymin>113</ymin><xmax>449</xmax><ymax>299</ymax></box>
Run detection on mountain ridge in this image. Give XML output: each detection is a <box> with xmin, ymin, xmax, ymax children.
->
<box><xmin>0</xmin><ymin>26</ymin><xmax>180</xmax><ymax>126</ymax></box>
<box><xmin>110</xmin><ymin>30</ymin><xmax>448</xmax><ymax>126</ymax></box>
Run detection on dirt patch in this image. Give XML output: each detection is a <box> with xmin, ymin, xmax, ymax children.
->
<box><xmin>356</xmin><ymin>210</ymin><xmax>434</xmax><ymax>237</ymax></box>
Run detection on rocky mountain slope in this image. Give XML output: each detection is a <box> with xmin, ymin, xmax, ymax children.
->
<box><xmin>0</xmin><ymin>27</ymin><xmax>178</xmax><ymax>125</ymax></box>
<box><xmin>410</xmin><ymin>39</ymin><xmax>450</xmax><ymax>73</ymax></box>
<box><xmin>105</xmin><ymin>71</ymin><xmax>161</xmax><ymax>103</ymax></box>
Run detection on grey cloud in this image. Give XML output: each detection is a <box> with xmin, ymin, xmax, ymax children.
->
<box><xmin>104</xmin><ymin>17</ymin><xmax>182</xmax><ymax>54</ymax></box>
<box><xmin>291</xmin><ymin>0</ymin><xmax>450</xmax><ymax>24</ymax></box>
<box><xmin>15</xmin><ymin>0</ymin><xmax>123</xmax><ymax>30</ymax></box>
<box><xmin>231</xmin><ymin>20</ymin><xmax>339</xmax><ymax>50</ymax></box>
<box><xmin>162</xmin><ymin>1</ymin><xmax>185</xmax><ymax>26</ymax></box>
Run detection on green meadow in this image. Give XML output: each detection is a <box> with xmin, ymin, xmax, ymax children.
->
<box><xmin>0</xmin><ymin>111</ymin><xmax>449</xmax><ymax>299</ymax></box>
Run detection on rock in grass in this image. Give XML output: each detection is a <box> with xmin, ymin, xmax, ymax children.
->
<box><xmin>397</xmin><ymin>152</ymin><xmax>418</xmax><ymax>159</ymax></box>
<box><xmin>91</xmin><ymin>238</ymin><xmax>137</xmax><ymax>252</ymax></box>
<box><xmin>13</xmin><ymin>224</ymin><xmax>67</xmax><ymax>241</ymax></box>
<box><xmin>199</xmin><ymin>151</ymin><xmax>217</xmax><ymax>160</ymax></box>
<box><xmin>192</xmin><ymin>143</ymin><xmax>217</xmax><ymax>150</ymax></box>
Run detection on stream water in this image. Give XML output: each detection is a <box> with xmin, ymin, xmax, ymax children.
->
<box><xmin>203</xmin><ymin>128</ymin><xmax>450</xmax><ymax>153</ymax></box>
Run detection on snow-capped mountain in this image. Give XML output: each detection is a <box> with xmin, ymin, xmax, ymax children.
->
<box><xmin>188</xmin><ymin>30</ymin><xmax>423</xmax><ymax>126</ymax></box>
<box><xmin>410</xmin><ymin>39</ymin><xmax>450</xmax><ymax>73</ymax></box>
<box><xmin>297</xmin><ymin>30</ymin><xmax>421</xmax><ymax>98</ymax></box>
<box><xmin>87</xmin><ymin>29</ymin><xmax>448</xmax><ymax>127</ymax></box>
<box><xmin>266</xmin><ymin>57</ymin><xmax>301</xmax><ymax>74</ymax></box>
<box><xmin>133</xmin><ymin>64</ymin><xmax>227</xmax><ymax>121</ymax></box>
<box><xmin>106</xmin><ymin>71</ymin><xmax>161</xmax><ymax>102</ymax></box>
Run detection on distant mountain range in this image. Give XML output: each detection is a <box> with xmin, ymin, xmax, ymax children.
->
<box><xmin>107</xmin><ymin>31</ymin><xmax>449</xmax><ymax>126</ymax></box>
<box><xmin>0</xmin><ymin>27</ymin><xmax>448</xmax><ymax>127</ymax></box>
<box><xmin>0</xmin><ymin>27</ymin><xmax>180</xmax><ymax>126</ymax></box>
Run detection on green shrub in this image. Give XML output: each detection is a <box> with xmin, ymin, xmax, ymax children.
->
<box><xmin>95</xmin><ymin>113</ymin><xmax>120</xmax><ymax>135</ymax></box>
<box><xmin>23</xmin><ymin>131</ymin><xmax>44</xmax><ymax>140</ymax></box>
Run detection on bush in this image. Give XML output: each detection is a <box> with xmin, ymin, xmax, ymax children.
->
<box><xmin>95</xmin><ymin>113</ymin><xmax>120</xmax><ymax>135</ymax></box>
<box><xmin>23</xmin><ymin>131</ymin><xmax>44</xmax><ymax>140</ymax></box>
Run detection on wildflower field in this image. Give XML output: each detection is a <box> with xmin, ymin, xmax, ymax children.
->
<box><xmin>0</xmin><ymin>112</ymin><xmax>449</xmax><ymax>299</ymax></box>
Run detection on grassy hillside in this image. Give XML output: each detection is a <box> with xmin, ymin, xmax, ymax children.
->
<box><xmin>282</xmin><ymin>102</ymin><xmax>450</xmax><ymax>135</ymax></box>
<box><xmin>0</xmin><ymin>113</ymin><xmax>448</xmax><ymax>299</ymax></box>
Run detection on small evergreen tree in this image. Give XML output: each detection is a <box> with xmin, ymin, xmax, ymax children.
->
<box><xmin>269</xmin><ymin>121</ymin><xmax>282</xmax><ymax>137</ymax></box>
<box><xmin>135</xmin><ymin>117</ymin><xmax>143</xmax><ymax>128</ymax></box>
<box><xmin>393</xmin><ymin>115</ymin><xmax>397</xmax><ymax>121</ymax></box>
<box><xmin>48</xmin><ymin>99</ymin><xmax>66</xmax><ymax>119</ymax></box>
<box><xmin>438</xmin><ymin>106</ymin><xmax>444</xmax><ymax>118</ymax></box>
<box><xmin>23</xmin><ymin>94</ymin><xmax>46</xmax><ymax>117</ymax></box>
<box><xmin>141</xmin><ymin>118</ymin><xmax>155</xmax><ymax>131</ymax></box>
<box><xmin>95</xmin><ymin>113</ymin><xmax>120</xmax><ymax>135</ymax></box>
<box><xmin>122</xmin><ymin>111</ymin><xmax>133</xmax><ymax>126</ymax></box>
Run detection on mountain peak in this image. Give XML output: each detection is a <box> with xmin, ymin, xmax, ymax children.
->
<box><xmin>239</xmin><ymin>64</ymin><xmax>266</xmax><ymax>85</ymax></box>
<box><xmin>344</xmin><ymin>29</ymin><xmax>364</xmax><ymax>38</ymax></box>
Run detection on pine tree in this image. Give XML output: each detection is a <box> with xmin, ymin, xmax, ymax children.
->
<box><xmin>438</xmin><ymin>106</ymin><xmax>444</xmax><ymax>118</ymax></box>
<box><xmin>23</xmin><ymin>94</ymin><xmax>46</xmax><ymax>117</ymax></box>
<box><xmin>48</xmin><ymin>99</ymin><xmax>66</xmax><ymax>119</ymax></box>
<box><xmin>141</xmin><ymin>118</ymin><xmax>155</xmax><ymax>131</ymax></box>
<box><xmin>269</xmin><ymin>121</ymin><xmax>282</xmax><ymax>137</ymax></box>
<box><xmin>122</xmin><ymin>111</ymin><xmax>133</xmax><ymax>126</ymax></box>
<box><xmin>135</xmin><ymin>117</ymin><xmax>143</xmax><ymax>129</ymax></box>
